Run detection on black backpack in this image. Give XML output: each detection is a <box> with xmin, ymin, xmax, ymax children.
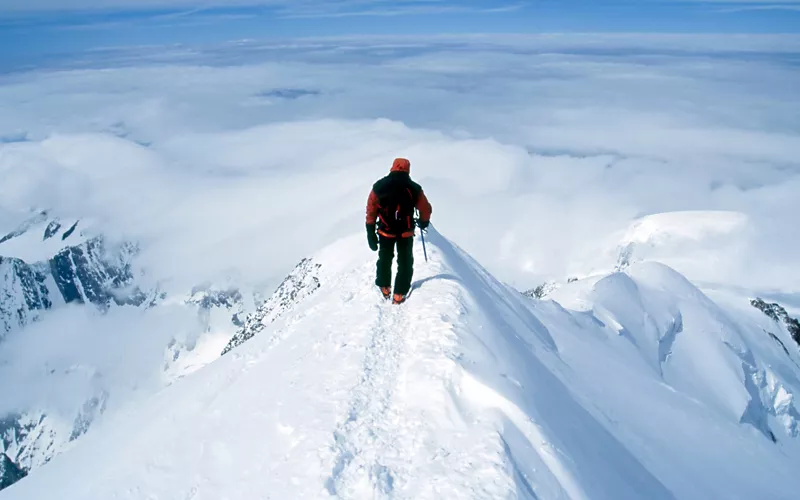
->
<box><xmin>373</xmin><ymin>174</ymin><xmax>421</xmax><ymax>236</ymax></box>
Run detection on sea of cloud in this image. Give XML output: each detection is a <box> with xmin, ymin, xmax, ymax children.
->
<box><xmin>2</xmin><ymin>34</ymin><xmax>798</xmax><ymax>292</ymax></box>
<box><xmin>0</xmin><ymin>34</ymin><xmax>799</xmax><ymax>419</ymax></box>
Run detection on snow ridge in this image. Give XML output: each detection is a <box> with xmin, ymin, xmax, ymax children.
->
<box><xmin>3</xmin><ymin>229</ymin><xmax>800</xmax><ymax>499</ymax></box>
<box><xmin>318</xmin><ymin>241</ymin><xmax>515</xmax><ymax>500</ymax></box>
<box><xmin>325</xmin><ymin>302</ymin><xmax>407</xmax><ymax>497</ymax></box>
<box><xmin>221</xmin><ymin>258</ymin><xmax>321</xmax><ymax>356</ymax></box>
<box><xmin>0</xmin><ymin>213</ymin><xmax>49</xmax><ymax>246</ymax></box>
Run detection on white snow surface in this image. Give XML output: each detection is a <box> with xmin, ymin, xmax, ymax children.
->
<box><xmin>0</xmin><ymin>216</ymin><xmax>86</xmax><ymax>264</ymax></box>
<box><xmin>3</xmin><ymin>229</ymin><xmax>800</xmax><ymax>499</ymax></box>
<box><xmin>601</xmin><ymin>210</ymin><xmax>755</xmax><ymax>281</ymax></box>
<box><xmin>619</xmin><ymin>211</ymin><xmax>748</xmax><ymax>246</ymax></box>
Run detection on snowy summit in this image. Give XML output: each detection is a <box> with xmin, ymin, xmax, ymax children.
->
<box><xmin>3</xmin><ymin>228</ymin><xmax>799</xmax><ymax>499</ymax></box>
<box><xmin>1</xmin><ymin>11</ymin><xmax>799</xmax><ymax>498</ymax></box>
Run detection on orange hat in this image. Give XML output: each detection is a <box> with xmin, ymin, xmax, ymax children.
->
<box><xmin>390</xmin><ymin>158</ymin><xmax>411</xmax><ymax>173</ymax></box>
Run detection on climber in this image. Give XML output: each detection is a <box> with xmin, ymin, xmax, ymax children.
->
<box><xmin>365</xmin><ymin>158</ymin><xmax>433</xmax><ymax>304</ymax></box>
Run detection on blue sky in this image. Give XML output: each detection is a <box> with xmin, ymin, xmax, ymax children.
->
<box><xmin>1</xmin><ymin>1</ymin><xmax>799</xmax><ymax>64</ymax></box>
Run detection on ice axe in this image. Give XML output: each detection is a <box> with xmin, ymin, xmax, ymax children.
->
<box><xmin>415</xmin><ymin>216</ymin><xmax>428</xmax><ymax>262</ymax></box>
<box><xmin>420</xmin><ymin>227</ymin><xmax>428</xmax><ymax>262</ymax></box>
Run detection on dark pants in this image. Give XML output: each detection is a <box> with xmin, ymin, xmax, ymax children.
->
<box><xmin>376</xmin><ymin>236</ymin><xmax>414</xmax><ymax>295</ymax></box>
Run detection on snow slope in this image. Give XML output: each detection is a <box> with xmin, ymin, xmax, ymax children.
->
<box><xmin>0</xmin><ymin>208</ymin><xmax>261</xmax><ymax>481</ymax></box>
<box><xmin>587</xmin><ymin>210</ymin><xmax>753</xmax><ymax>280</ymax></box>
<box><xmin>3</xmin><ymin>229</ymin><xmax>800</xmax><ymax>499</ymax></box>
<box><xmin>0</xmin><ymin>212</ymin><xmax>86</xmax><ymax>264</ymax></box>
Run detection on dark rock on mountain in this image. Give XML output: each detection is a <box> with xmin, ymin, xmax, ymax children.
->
<box><xmin>0</xmin><ymin>256</ymin><xmax>52</xmax><ymax>336</ymax></box>
<box><xmin>221</xmin><ymin>258</ymin><xmax>322</xmax><ymax>355</ymax></box>
<box><xmin>0</xmin><ymin>412</ymin><xmax>57</xmax><ymax>478</ymax></box>
<box><xmin>1</xmin><ymin>399</ymin><xmax>108</xmax><ymax>493</ymax></box>
<box><xmin>43</xmin><ymin>220</ymin><xmax>62</xmax><ymax>241</ymax></box>
<box><xmin>2</xmin><ymin>235</ymin><xmax>146</xmax><ymax>334</ymax></box>
<box><xmin>61</xmin><ymin>221</ymin><xmax>79</xmax><ymax>241</ymax></box>
<box><xmin>189</xmin><ymin>286</ymin><xmax>243</xmax><ymax>310</ymax></box>
<box><xmin>523</xmin><ymin>281</ymin><xmax>558</xmax><ymax>300</ymax></box>
<box><xmin>752</xmin><ymin>298</ymin><xmax>800</xmax><ymax>348</ymax></box>
<box><xmin>188</xmin><ymin>286</ymin><xmax>246</xmax><ymax>330</ymax></box>
<box><xmin>69</xmin><ymin>393</ymin><xmax>108</xmax><ymax>441</ymax></box>
<box><xmin>0</xmin><ymin>211</ymin><xmax>48</xmax><ymax>245</ymax></box>
<box><xmin>0</xmin><ymin>453</ymin><xmax>26</xmax><ymax>491</ymax></box>
<box><xmin>49</xmin><ymin>237</ymin><xmax>145</xmax><ymax>308</ymax></box>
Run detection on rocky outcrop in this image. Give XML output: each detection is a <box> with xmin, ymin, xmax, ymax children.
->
<box><xmin>523</xmin><ymin>281</ymin><xmax>559</xmax><ymax>300</ymax></box>
<box><xmin>0</xmin><ymin>257</ymin><xmax>52</xmax><ymax>337</ymax></box>
<box><xmin>42</xmin><ymin>220</ymin><xmax>61</xmax><ymax>241</ymax></box>
<box><xmin>0</xmin><ymin>215</ymin><xmax>253</xmax><ymax>489</ymax></box>
<box><xmin>0</xmin><ymin>405</ymin><xmax>104</xmax><ymax>493</ymax></box>
<box><xmin>1</xmin><ymin>236</ymin><xmax>146</xmax><ymax>334</ymax></box>
<box><xmin>221</xmin><ymin>258</ymin><xmax>322</xmax><ymax>355</ymax></box>
<box><xmin>752</xmin><ymin>298</ymin><xmax>800</xmax><ymax>348</ymax></box>
<box><xmin>0</xmin><ymin>211</ymin><xmax>49</xmax><ymax>246</ymax></box>
<box><xmin>69</xmin><ymin>392</ymin><xmax>109</xmax><ymax>442</ymax></box>
<box><xmin>0</xmin><ymin>453</ymin><xmax>26</xmax><ymax>491</ymax></box>
<box><xmin>60</xmin><ymin>221</ymin><xmax>79</xmax><ymax>241</ymax></box>
<box><xmin>49</xmin><ymin>237</ymin><xmax>145</xmax><ymax>308</ymax></box>
<box><xmin>0</xmin><ymin>411</ymin><xmax>71</xmax><ymax>474</ymax></box>
<box><xmin>188</xmin><ymin>286</ymin><xmax>245</xmax><ymax>328</ymax></box>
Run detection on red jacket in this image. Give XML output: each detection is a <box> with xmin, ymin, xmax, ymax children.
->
<box><xmin>366</xmin><ymin>158</ymin><xmax>432</xmax><ymax>238</ymax></box>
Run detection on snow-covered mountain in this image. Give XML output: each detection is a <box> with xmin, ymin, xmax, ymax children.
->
<box><xmin>611</xmin><ymin>211</ymin><xmax>751</xmax><ymax>276</ymax></box>
<box><xmin>0</xmin><ymin>211</ymin><xmax>260</xmax><ymax>487</ymax></box>
<box><xmin>0</xmin><ymin>454</ymin><xmax>25</xmax><ymax>491</ymax></box>
<box><xmin>0</xmin><ymin>256</ymin><xmax>52</xmax><ymax>336</ymax></box>
<box><xmin>0</xmin><ymin>211</ymin><xmax>142</xmax><ymax>336</ymax></box>
<box><xmin>3</xmin><ymin>228</ymin><xmax>799</xmax><ymax>499</ymax></box>
<box><xmin>0</xmin><ymin>212</ymin><xmax>144</xmax><ymax>477</ymax></box>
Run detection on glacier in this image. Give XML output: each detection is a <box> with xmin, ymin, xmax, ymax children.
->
<box><xmin>2</xmin><ymin>227</ymin><xmax>799</xmax><ymax>499</ymax></box>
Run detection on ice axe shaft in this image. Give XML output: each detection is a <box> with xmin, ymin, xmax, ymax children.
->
<box><xmin>414</xmin><ymin>214</ymin><xmax>428</xmax><ymax>262</ymax></box>
<box><xmin>420</xmin><ymin>227</ymin><xmax>428</xmax><ymax>262</ymax></box>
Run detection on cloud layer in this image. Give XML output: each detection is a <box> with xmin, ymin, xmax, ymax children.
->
<box><xmin>1</xmin><ymin>34</ymin><xmax>799</xmax><ymax>294</ymax></box>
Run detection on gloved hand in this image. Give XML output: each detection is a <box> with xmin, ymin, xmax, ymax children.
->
<box><xmin>417</xmin><ymin>219</ymin><xmax>430</xmax><ymax>230</ymax></box>
<box><xmin>366</xmin><ymin>223</ymin><xmax>378</xmax><ymax>251</ymax></box>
